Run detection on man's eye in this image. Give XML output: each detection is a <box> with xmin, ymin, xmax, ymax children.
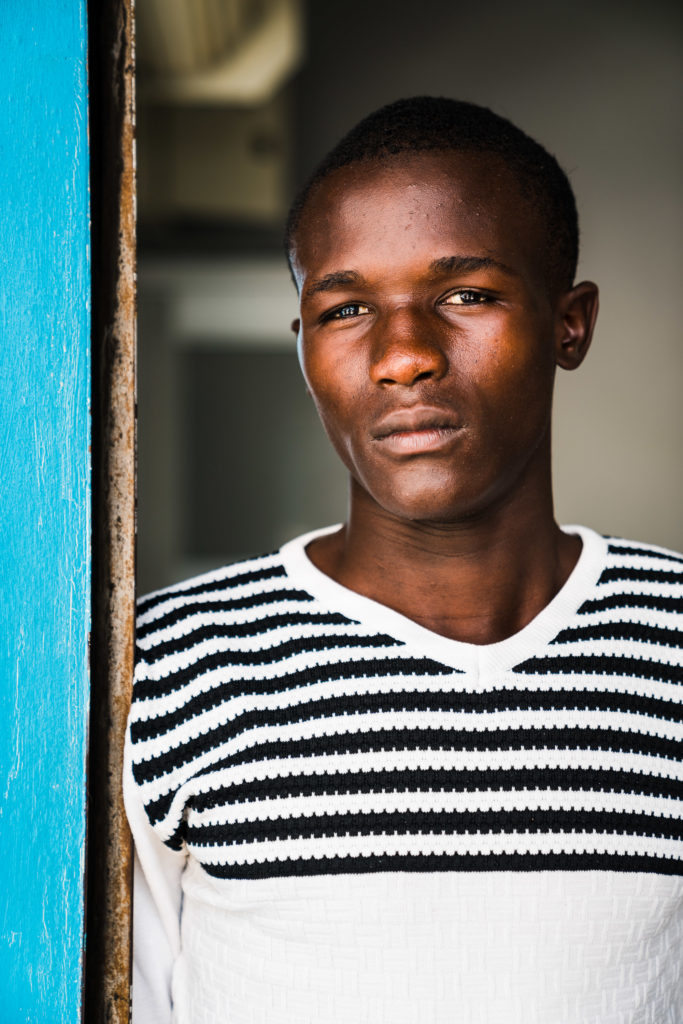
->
<box><xmin>443</xmin><ymin>290</ymin><xmax>489</xmax><ymax>306</ymax></box>
<box><xmin>328</xmin><ymin>303</ymin><xmax>371</xmax><ymax>320</ymax></box>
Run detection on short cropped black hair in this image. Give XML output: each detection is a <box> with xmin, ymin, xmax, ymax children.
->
<box><xmin>285</xmin><ymin>96</ymin><xmax>579</xmax><ymax>292</ymax></box>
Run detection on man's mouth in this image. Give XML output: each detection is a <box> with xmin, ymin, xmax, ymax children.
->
<box><xmin>372</xmin><ymin>405</ymin><xmax>463</xmax><ymax>454</ymax></box>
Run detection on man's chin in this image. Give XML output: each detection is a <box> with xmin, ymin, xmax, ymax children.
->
<box><xmin>379</xmin><ymin>494</ymin><xmax>488</xmax><ymax>529</ymax></box>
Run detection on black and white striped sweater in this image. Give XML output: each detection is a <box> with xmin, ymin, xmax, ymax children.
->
<box><xmin>124</xmin><ymin>524</ymin><xmax>683</xmax><ymax>1024</ymax></box>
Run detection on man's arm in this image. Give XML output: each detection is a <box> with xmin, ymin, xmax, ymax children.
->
<box><xmin>123</xmin><ymin>732</ymin><xmax>187</xmax><ymax>1022</ymax></box>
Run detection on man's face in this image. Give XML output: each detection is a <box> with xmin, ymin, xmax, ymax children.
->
<box><xmin>291</xmin><ymin>151</ymin><xmax>577</xmax><ymax>525</ymax></box>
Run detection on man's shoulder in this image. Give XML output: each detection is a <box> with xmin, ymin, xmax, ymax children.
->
<box><xmin>599</xmin><ymin>533</ymin><xmax>683</xmax><ymax>593</ymax></box>
<box><xmin>603</xmin><ymin>533</ymin><xmax>683</xmax><ymax>565</ymax></box>
<box><xmin>135</xmin><ymin>548</ymin><xmax>289</xmax><ymax>632</ymax></box>
<box><xmin>131</xmin><ymin>546</ymin><xmax>314</xmax><ymax>703</ymax></box>
<box><xmin>575</xmin><ymin>532</ymin><xmax>683</xmax><ymax>655</ymax></box>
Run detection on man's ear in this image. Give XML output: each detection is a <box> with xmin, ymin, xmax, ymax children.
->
<box><xmin>554</xmin><ymin>281</ymin><xmax>599</xmax><ymax>371</ymax></box>
<box><xmin>291</xmin><ymin>318</ymin><xmax>301</xmax><ymax>336</ymax></box>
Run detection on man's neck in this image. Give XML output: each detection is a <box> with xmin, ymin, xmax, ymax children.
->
<box><xmin>306</xmin><ymin>483</ymin><xmax>582</xmax><ymax>646</ymax></box>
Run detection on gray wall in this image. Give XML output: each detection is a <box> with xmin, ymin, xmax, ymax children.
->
<box><xmin>293</xmin><ymin>0</ymin><xmax>683</xmax><ymax>547</ymax></box>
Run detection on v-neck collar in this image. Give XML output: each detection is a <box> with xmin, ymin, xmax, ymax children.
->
<box><xmin>279</xmin><ymin>524</ymin><xmax>607</xmax><ymax>679</ymax></box>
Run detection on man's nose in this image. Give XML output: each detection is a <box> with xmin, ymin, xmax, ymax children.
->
<box><xmin>369</xmin><ymin>308</ymin><xmax>448</xmax><ymax>386</ymax></box>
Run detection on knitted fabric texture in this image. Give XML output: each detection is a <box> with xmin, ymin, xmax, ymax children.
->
<box><xmin>128</xmin><ymin>528</ymin><xmax>683</xmax><ymax>882</ymax></box>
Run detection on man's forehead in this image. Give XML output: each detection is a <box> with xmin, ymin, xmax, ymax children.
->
<box><xmin>292</xmin><ymin>153</ymin><xmax>540</xmax><ymax>293</ymax></box>
<box><xmin>295</xmin><ymin>153</ymin><xmax>533</xmax><ymax>251</ymax></box>
<box><xmin>310</xmin><ymin>150</ymin><xmax>518</xmax><ymax>207</ymax></box>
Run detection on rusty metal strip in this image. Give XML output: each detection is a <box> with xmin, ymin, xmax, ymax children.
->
<box><xmin>85</xmin><ymin>0</ymin><xmax>136</xmax><ymax>1020</ymax></box>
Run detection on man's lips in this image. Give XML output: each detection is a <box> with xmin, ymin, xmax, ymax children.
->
<box><xmin>372</xmin><ymin>405</ymin><xmax>463</xmax><ymax>454</ymax></box>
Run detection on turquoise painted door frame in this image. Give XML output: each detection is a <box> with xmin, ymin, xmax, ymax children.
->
<box><xmin>0</xmin><ymin>3</ymin><xmax>91</xmax><ymax>1021</ymax></box>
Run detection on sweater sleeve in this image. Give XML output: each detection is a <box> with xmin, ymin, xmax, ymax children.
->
<box><xmin>124</xmin><ymin>727</ymin><xmax>187</xmax><ymax>1023</ymax></box>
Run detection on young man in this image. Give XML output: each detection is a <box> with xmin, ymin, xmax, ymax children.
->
<box><xmin>125</xmin><ymin>98</ymin><xmax>683</xmax><ymax>1023</ymax></box>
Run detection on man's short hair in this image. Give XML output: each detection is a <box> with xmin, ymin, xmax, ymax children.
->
<box><xmin>285</xmin><ymin>96</ymin><xmax>579</xmax><ymax>293</ymax></box>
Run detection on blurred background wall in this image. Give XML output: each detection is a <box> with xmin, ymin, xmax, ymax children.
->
<box><xmin>136</xmin><ymin>0</ymin><xmax>682</xmax><ymax>594</ymax></box>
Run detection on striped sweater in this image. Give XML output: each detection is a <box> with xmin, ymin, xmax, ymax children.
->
<box><xmin>124</xmin><ymin>524</ymin><xmax>683</xmax><ymax>1024</ymax></box>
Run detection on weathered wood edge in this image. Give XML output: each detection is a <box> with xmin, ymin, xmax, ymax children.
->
<box><xmin>85</xmin><ymin>0</ymin><xmax>136</xmax><ymax>1020</ymax></box>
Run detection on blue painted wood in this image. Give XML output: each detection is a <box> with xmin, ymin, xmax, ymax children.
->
<box><xmin>0</xmin><ymin>3</ymin><xmax>90</xmax><ymax>1021</ymax></box>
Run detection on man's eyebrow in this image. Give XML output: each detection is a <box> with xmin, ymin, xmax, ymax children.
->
<box><xmin>304</xmin><ymin>270</ymin><xmax>364</xmax><ymax>298</ymax></box>
<box><xmin>429</xmin><ymin>255</ymin><xmax>516</xmax><ymax>277</ymax></box>
<box><xmin>303</xmin><ymin>256</ymin><xmax>515</xmax><ymax>300</ymax></box>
